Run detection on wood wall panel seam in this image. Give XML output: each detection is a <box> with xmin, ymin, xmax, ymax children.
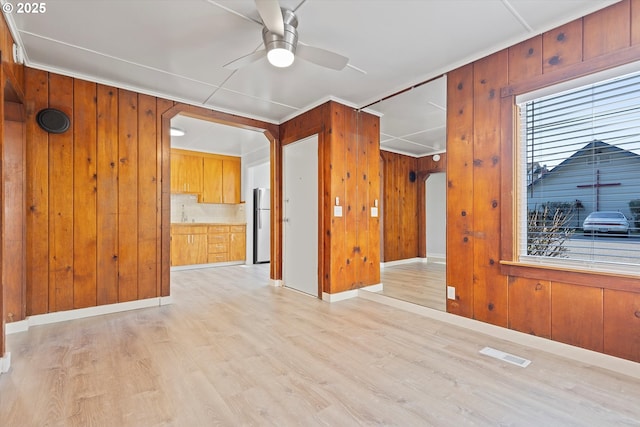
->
<box><xmin>25</xmin><ymin>67</ymin><xmax>49</xmax><ymax>316</ymax></box>
<box><xmin>72</xmin><ymin>79</ymin><xmax>98</xmax><ymax>309</ymax></box>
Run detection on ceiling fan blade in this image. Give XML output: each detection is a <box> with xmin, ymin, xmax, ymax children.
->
<box><xmin>296</xmin><ymin>44</ymin><xmax>349</xmax><ymax>71</ymax></box>
<box><xmin>255</xmin><ymin>0</ymin><xmax>284</xmax><ymax>36</ymax></box>
<box><xmin>223</xmin><ymin>50</ymin><xmax>267</xmax><ymax>70</ymax></box>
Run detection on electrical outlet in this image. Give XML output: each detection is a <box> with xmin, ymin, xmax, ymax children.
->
<box><xmin>447</xmin><ymin>286</ymin><xmax>456</xmax><ymax>300</ymax></box>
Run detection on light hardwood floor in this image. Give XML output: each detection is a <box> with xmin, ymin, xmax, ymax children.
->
<box><xmin>1</xmin><ymin>264</ymin><xmax>639</xmax><ymax>426</ymax></box>
<box><xmin>378</xmin><ymin>261</ymin><xmax>446</xmax><ymax>310</ymax></box>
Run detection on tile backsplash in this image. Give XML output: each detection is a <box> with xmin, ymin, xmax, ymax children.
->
<box><xmin>171</xmin><ymin>194</ymin><xmax>245</xmax><ymax>224</ymax></box>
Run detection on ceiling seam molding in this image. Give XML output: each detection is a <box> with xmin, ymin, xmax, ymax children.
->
<box><xmin>385</xmin><ymin>125</ymin><xmax>447</xmax><ymax>140</ymax></box>
<box><xmin>501</xmin><ymin>0</ymin><xmax>533</xmax><ymax>32</ymax></box>
<box><xmin>380</xmin><ymin>146</ymin><xmax>446</xmax><ymax>158</ymax></box>
<box><xmin>205</xmin><ymin>0</ymin><xmax>262</xmax><ymax>26</ymax></box>
<box><xmin>18</xmin><ymin>30</ymin><xmax>225</xmax><ymax>90</ymax></box>
<box><xmin>14</xmin><ymin>30</ymin><xmax>297</xmax><ymax>123</ymax></box>
<box><xmin>381</xmin><ymin>134</ymin><xmax>442</xmax><ymax>149</ymax></box>
<box><xmin>211</xmin><ymin>85</ymin><xmax>300</xmax><ymax>111</ymax></box>
<box><xmin>203</xmin><ymin>42</ymin><xmax>265</xmax><ymax>105</ymax></box>
<box><xmin>23</xmin><ymin>57</ymin><xmax>281</xmax><ymax>124</ymax></box>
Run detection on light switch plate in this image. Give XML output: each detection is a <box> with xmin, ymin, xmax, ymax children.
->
<box><xmin>447</xmin><ymin>286</ymin><xmax>456</xmax><ymax>300</ymax></box>
<box><xmin>370</xmin><ymin>207</ymin><xmax>378</xmax><ymax>217</ymax></box>
<box><xmin>334</xmin><ymin>205</ymin><xmax>343</xmax><ymax>217</ymax></box>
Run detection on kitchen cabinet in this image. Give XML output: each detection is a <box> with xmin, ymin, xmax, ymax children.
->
<box><xmin>170</xmin><ymin>225</ymin><xmax>208</xmax><ymax>266</ymax></box>
<box><xmin>202</xmin><ymin>157</ymin><xmax>241</xmax><ymax>204</ymax></box>
<box><xmin>202</xmin><ymin>157</ymin><xmax>223</xmax><ymax>203</ymax></box>
<box><xmin>172</xmin><ymin>148</ymin><xmax>241</xmax><ymax>204</ymax></box>
<box><xmin>229</xmin><ymin>225</ymin><xmax>246</xmax><ymax>261</ymax></box>
<box><xmin>208</xmin><ymin>225</ymin><xmax>230</xmax><ymax>263</ymax></box>
<box><xmin>171</xmin><ymin>223</ymin><xmax>246</xmax><ymax>267</ymax></box>
<box><xmin>170</xmin><ymin>151</ymin><xmax>203</xmax><ymax>195</ymax></box>
<box><xmin>222</xmin><ymin>159</ymin><xmax>241</xmax><ymax>204</ymax></box>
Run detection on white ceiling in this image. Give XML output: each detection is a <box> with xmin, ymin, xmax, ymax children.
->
<box><xmin>170</xmin><ymin>113</ymin><xmax>269</xmax><ymax>157</ymax></box>
<box><xmin>5</xmin><ymin>0</ymin><xmax>618</xmax><ymax>157</ymax></box>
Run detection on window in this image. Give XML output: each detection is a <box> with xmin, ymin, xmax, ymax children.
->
<box><xmin>517</xmin><ymin>67</ymin><xmax>640</xmax><ymax>274</ymax></box>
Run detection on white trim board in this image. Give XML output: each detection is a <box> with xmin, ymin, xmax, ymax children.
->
<box><xmin>358</xmin><ymin>290</ymin><xmax>640</xmax><ymax>380</ymax></box>
<box><xmin>5</xmin><ymin>296</ymin><xmax>173</xmax><ymax>335</ymax></box>
<box><xmin>269</xmin><ymin>279</ymin><xmax>283</xmax><ymax>287</ymax></box>
<box><xmin>381</xmin><ymin>257</ymin><xmax>427</xmax><ymax>268</ymax></box>
<box><xmin>323</xmin><ymin>283</ymin><xmax>383</xmax><ymax>302</ymax></box>
<box><xmin>426</xmin><ymin>255</ymin><xmax>446</xmax><ymax>264</ymax></box>
<box><xmin>0</xmin><ymin>352</ymin><xmax>10</xmax><ymax>374</ymax></box>
<box><xmin>170</xmin><ymin>261</ymin><xmax>244</xmax><ymax>272</ymax></box>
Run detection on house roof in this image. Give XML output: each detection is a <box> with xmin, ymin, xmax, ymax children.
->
<box><xmin>529</xmin><ymin>140</ymin><xmax>640</xmax><ymax>187</ymax></box>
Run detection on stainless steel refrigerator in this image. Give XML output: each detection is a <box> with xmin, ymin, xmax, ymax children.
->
<box><xmin>253</xmin><ymin>188</ymin><xmax>270</xmax><ymax>263</ymax></box>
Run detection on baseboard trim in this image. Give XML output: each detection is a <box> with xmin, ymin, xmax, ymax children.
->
<box><xmin>358</xmin><ymin>290</ymin><xmax>640</xmax><ymax>380</ymax></box>
<box><xmin>170</xmin><ymin>260</ymin><xmax>244</xmax><ymax>271</ymax></box>
<box><xmin>5</xmin><ymin>296</ymin><xmax>173</xmax><ymax>335</ymax></box>
<box><xmin>0</xmin><ymin>352</ymin><xmax>10</xmax><ymax>374</ymax></box>
<box><xmin>323</xmin><ymin>283</ymin><xmax>383</xmax><ymax>302</ymax></box>
<box><xmin>361</xmin><ymin>283</ymin><xmax>383</xmax><ymax>292</ymax></box>
<box><xmin>381</xmin><ymin>258</ymin><xmax>427</xmax><ymax>268</ymax></box>
<box><xmin>270</xmin><ymin>279</ymin><xmax>283</xmax><ymax>287</ymax></box>
<box><xmin>426</xmin><ymin>255</ymin><xmax>446</xmax><ymax>264</ymax></box>
<box><xmin>323</xmin><ymin>290</ymin><xmax>359</xmax><ymax>302</ymax></box>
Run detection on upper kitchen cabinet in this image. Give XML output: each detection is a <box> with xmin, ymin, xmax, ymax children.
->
<box><xmin>222</xmin><ymin>158</ymin><xmax>240</xmax><ymax>204</ymax></box>
<box><xmin>171</xmin><ymin>148</ymin><xmax>241</xmax><ymax>204</ymax></box>
<box><xmin>171</xmin><ymin>150</ymin><xmax>203</xmax><ymax>195</ymax></box>
<box><xmin>202</xmin><ymin>155</ymin><xmax>241</xmax><ymax>204</ymax></box>
<box><xmin>202</xmin><ymin>157</ymin><xmax>223</xmax><ymax>203</ymax></box>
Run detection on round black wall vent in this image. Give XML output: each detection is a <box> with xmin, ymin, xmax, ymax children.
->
<box><xmin>36</xmin><ymin>108</ymin><xmax>70</xmax><ymax>134</ymax></box>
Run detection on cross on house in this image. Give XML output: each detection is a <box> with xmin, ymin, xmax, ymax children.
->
<box><xmin>577</xmin><ymin>169</ymin><xmax>621</xmax><ymax>211</ymax></box>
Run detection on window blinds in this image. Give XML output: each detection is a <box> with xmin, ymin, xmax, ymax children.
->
<box><xmin>518</xmin><ymin>70</ymin><xmax>640</xmax><ymax>273</ymax></box>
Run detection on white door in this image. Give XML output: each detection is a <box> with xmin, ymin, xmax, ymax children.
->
<box><xmin>283</xmin><ymin>135</ymin><xmax>318</xmax><ymax>296</ymax></box>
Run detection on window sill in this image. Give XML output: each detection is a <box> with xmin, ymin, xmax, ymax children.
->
<box><xmin>500</xmin><ymin>260</ymin><xmax>640</xmax><ymax>293</ymax></box>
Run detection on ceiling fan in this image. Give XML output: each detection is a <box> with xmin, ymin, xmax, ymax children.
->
<box><xmin>223</xmin><ymin>0</ymin><xmax>349</xmax><ymax>71</ymax></box>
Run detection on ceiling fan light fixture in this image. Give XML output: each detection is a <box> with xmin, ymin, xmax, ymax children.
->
<box><xmin>267</xmin><ymin>47</ymin><xmax>295</xmax><ymax>68</ymax></box>
<box><xmin>262</xmin><ymin>10</ymin><xmax>298</xmax><ymax>68</ymax></box>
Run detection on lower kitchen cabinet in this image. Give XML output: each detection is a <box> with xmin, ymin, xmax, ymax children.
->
<box><xmin>171</xmin><ymin>223</ymin><xmax>246</xmax><ymax>267</ymax></box>
<box><xmin>208</xmin><ymin>225</ymin><xmax>230</xmax><ymax>263</ymax></box>
<box><xmin>229</xmin><ymin>225</ymin><xmax>246</xmax><ymax>261</ymax></box>
<box><xmin>170</xmin><ymin>225</ymin><xmax>208</xmax><ymax>266</ymax></box>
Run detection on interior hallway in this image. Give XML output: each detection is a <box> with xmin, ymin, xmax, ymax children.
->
<box><xmin>1</xmin><ymin>264</ymin><xmax>639</xmax><ymax>426</ymax></box>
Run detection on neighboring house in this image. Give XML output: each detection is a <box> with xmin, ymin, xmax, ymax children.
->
<box><xmin>527</xmin><ymin>140</ymin><xmax>640</xmax><ymax>229</ymax></box>
<box><xmin>527</xmin><ymin>161</ymin><xmax>548</xmax><ymax>186</ymax></box>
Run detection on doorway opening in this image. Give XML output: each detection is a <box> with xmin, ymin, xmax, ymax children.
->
<box><xmin>168</xmin><ymin>113</ymin><xmax>270</xmax><ymax>270</ymax></box>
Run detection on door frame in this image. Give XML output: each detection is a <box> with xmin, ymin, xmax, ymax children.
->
<box><xmin>160</xmin><ymin>104</ymin><xmax>280</xmax><ymax>296</ymax></box>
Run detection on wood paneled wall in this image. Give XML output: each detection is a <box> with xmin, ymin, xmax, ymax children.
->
<box><xmin>447</xmin><ymin>0</ymin><xmax>640</xmax><ymax>362</ymax></box>
<box><xmin>380</xmin><ymin>151</ymin><xmax>418</xmax><ymax>262</ymax></box>
<box><xmin>280</xmin><ymin>101</ymin><xmax>380</xmax><ymax>294</ymax></box>
<box><xmin>380</xmin><ymin>151</ymin><xmax>446</xmax><ymax>262</ymax></box>
<box><xmin>24</xmin><ymin>69</ymin><xmax>169</xmax><ymax>316</ymax></box>
<box><xmin>0</xmin><ymin>11</ymin><xmax>26</xmax><ymax>359</ymax></box>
